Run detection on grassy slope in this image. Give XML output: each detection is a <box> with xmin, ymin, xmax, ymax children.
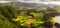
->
<box><xmin>0</xmin><ymin>13</ymin><xmax>19</xmax><ymax>28</ymax></box>
<box><xmin>0</xmin><ymin>19</ymin><xmax>19</xmax><ymax>28</ymax></box>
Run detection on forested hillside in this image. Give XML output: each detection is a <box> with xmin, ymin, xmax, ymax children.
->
<box><xmin>0</xmin><ymin>4</ymin><xmax>60</xmax><ymax>28</ymax></box>
<box><xmin>0</xmin><ymin>5</ymin><xmax>19</xmax><ymax>28</ymax></box>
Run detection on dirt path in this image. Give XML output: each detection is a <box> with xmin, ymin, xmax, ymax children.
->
<box><xmin>52</xmin><ymin>25</ymin><xmax>57</xmax><ymax>28</ymax></box>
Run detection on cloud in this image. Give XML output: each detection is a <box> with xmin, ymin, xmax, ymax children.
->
<box><xmin>19</xmin><ymin>0</ymin><xmax>60</xmax><ymax>5</ymax></box>
<box><xmin>0</xmin><ymin>1</ymin><xmax>11</xmax><ymax>3</ymax></box>
<box><xmin>0</xmin><ymin>0</ymin><xmax>60</xmax><ymax>5</ymax></box>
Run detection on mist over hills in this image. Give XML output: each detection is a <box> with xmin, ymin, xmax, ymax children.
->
<box><xmin>0</xmin><ymin>0</ymin><xmax>60</xmax><ymax>7</ymax></box>
<box><xmin>5</xmin><ymin>2</ymin><xmax>60</xmax><ymax>7</ymax></box>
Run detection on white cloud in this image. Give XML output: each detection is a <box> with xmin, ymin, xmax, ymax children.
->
<box><xmin>0</xmin><ymin>1</ymin><xmax>11</xmax><ymax>3</ymax></box>
<box><xmin>19</xmin><ymin>0</ymin><xmax>60</xmax><ymax>5</ymax></box>
<box><xmin>0</xmin><ymin>0</ymin><xmax>60</xmax><ymax>5</ymax></box>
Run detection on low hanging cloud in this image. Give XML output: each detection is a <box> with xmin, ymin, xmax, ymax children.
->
<box><xmin>0</xmin><ymin>0</ymin><xmax>60</xmax><ymax>5</ymax></box>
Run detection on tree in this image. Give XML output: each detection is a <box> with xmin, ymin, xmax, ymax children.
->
<box><xmin>5</xmin><ymin>6</ymin><xmax>17</xmax><ymax>18</ymax></box>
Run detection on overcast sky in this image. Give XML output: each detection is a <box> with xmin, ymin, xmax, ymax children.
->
<box><xmin>0</xmin><ymin>0</ymin><xmax>60</xmax><ymax>1</ymax></box>
<box><xmin>0</xmin><ymin>0</ymin><xmax>60</xmax><ymax>5</ymax></box>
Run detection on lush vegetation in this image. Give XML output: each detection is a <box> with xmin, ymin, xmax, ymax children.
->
<box><xmin>0</xmin><ymin>4</ymin><xmax>60</xmax><ymax>28</ymax></box>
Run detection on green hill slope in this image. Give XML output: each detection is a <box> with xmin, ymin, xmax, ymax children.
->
<box><xmin>0</xmin><ymin>18</ymin><xmax>19</xmax><ymax>28</ymax></box>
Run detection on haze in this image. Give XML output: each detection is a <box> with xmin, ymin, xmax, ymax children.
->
<box><xmin>0</xmin><ymin>0</ymin><xmax>60</xmax><ymax>5</ymax></box>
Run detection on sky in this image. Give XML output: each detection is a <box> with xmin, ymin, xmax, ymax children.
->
<box><xmin>0</xmin><ymin>0</ymin><xmax>60</xmax><ymax>5</ymax></box>
<box><xmin>19</xmin><ymin>0</ymin><xmax>51</xmax><ymax>2</ymax></box>
<box><xmin>19</xmin><ymin>0</ymin><xmax>60</xmax><ymax>5</ymax></box>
